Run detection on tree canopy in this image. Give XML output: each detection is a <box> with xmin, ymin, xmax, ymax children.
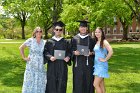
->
<box><xmin>0</xmin><ymin>0</ymin><xmax>140</xmax><ymax>40</ymax></box>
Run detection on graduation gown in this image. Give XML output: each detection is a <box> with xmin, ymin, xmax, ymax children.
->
<box><xmin>71</xmin><ymin>34</ymin><xmax>96</xmax><ymax>93</ymax></box>
<box><xmin>43</xmin><ymin>38</ymin><xmax>71</xmax><ymax>93</ymax></box>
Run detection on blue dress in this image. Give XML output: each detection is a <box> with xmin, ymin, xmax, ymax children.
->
<box><xmin>93</xmin><ymin>44</ymin><xmax>109</xmax><ymax>78</ymax></box>
<box><xmin>22</xmin><ymin>38</ymin><xmax>47</xmax><ymax>93</ymax></box>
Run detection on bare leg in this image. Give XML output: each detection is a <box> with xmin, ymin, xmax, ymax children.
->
<box><xmin>100</xmin><ymin>79</ymin><xmax>105</xmax><ymax>93</ymax></box>
<box><xmin>93</xmin><ymin>76</ymin><xmax>103</xmax><ymax>93</ymax></box>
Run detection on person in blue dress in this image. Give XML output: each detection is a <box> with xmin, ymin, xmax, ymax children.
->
<box><xmin>93</xmin><ymin>27</ymin><xmax>113</xmax><ymax>93</ymax></box>
<box><xmin>19</xmin><ymin>27</ymin><xmax>47</xmax><ymax>93</ymax></box>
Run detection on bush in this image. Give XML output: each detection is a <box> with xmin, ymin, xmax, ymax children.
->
<box><xmin>63</xmin><ymin>34</ymin><xmax>73</xmax><ymax>39</ymax></box>
<box><xmin>47</xmin><ymin>33</ymin><xmax>53</xmax><ymax>39</ymax></box>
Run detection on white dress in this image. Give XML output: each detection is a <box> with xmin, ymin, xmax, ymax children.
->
<box><xmin>22</xmin><ymin>38</ymin><xmax>47</xmax><ymax>93</ymax></box>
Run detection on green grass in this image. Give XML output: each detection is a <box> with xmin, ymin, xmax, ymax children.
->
<box><xmin>0</xmin><ymin>39</ymin><xmax>25</xmax><ymax>42</ymax></box>
<box><xmin>0</xmin><ymin>40</ymin><xmax>140</xmax><ymax>93</ymax></box>
<box><xmin>0</xmin><ymin>43</ymin><xmax>25</xmax><ymax>93</ymax></box>
<box><xmin>105</xmin><ymin>43</ymin><xmax>140</xmax><ymax>93</ymax></box>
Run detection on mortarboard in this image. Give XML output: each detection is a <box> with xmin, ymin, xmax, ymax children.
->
<box><xmin>53</xmin><ymin>21</ymin><xmax>65</xmax><ymax>27</ymax></box>
<box><xmin>77</xmin><ymin>20</ymin><xmax>90</xmax><ymax>27</ymax></box>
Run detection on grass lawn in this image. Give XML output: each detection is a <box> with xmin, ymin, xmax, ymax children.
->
<box><xmin>0</xmin><ymin>43</ymin><xmax>24</xmax><ymax>93</ymax></box>
<box><xmin>0</xmin><ymin>39</ymin><xmax>25</xmax><ymax>42</ymax></box>
<box><xmin>0</xmin><ymin>40</ymin><xmax>140</xmax><ymax>93</ymax></box>
<box><xmin>106</xmin><ymin>43</ymin><xmax>140</xmax><ymax>93</ymax></box>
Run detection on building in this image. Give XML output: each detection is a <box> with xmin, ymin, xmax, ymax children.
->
<box><xmin>92</xmin><ymin>17</ymin><xmax>140</xmax><ymax>41</ymax></box>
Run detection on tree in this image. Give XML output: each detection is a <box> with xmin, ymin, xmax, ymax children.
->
<box><xmin>89</xmin><ymin>0</ymin><xmax>132</xmax><ymax>40</ymax></box>
<box><xmin>124</xmin><ymin>0</ymin><xmax>140</xmax><ymax>24</ymax></box>
<box><xmin>60</xmin><ymin>1</ymin><xmax>93</xmax><ymax>35</ymax></box>
<box><xmin>28</xmin><ymin>0</ymin><xmax>64</xmax><ymax>39</ymax></box>
<box><xmin>0</xmin><ymin>15</ymin><xmax>17</xmax><ymax>39</ymax></box>
<box><xmin>108</xmin><ymin>0</ymin><xmax>132</xmax><ymax>40</ymax></box>
<box><xmin>2</xmin><ymin>0</ymin><xmax>33</xmax><ymax>39</ymax></box>
<box><xmin>61</xmin><ymin>0</ymin><xmax>134</xmax><ymax>40</ymax></box>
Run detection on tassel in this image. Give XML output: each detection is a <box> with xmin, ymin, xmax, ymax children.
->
<box><xmin>75</xmin><ymin>56</ymin><xmax>77</xmax><ymax>67</ymax></box>
<box><xmin>86</xmin><ymin>56</ymin><xmax>89</xmax><ymax>66</ymax></box>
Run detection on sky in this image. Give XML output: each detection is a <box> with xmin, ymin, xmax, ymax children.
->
<box><xmin>0</xmin><ymin>6</ymin><xmax>4</xmax><ymax>14</ymax></box>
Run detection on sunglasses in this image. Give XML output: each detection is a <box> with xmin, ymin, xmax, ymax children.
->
<box><xmin>55</xmin><ymin>29</ymin><xmax>63</xmax><ymax>31</ymax></box>
<box><xmin>36</xmin><ymin>30</ymin><xmax>42</xmax><ymax>33</ymax></box>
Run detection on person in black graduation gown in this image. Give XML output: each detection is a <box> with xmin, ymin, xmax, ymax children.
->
<box><xmin>71</xmin><ymin>20</ymin><xmax>96</xmax><ymax>93</ymax></box>
<box><xmin>43</xmin><ymin>21</ymin><xmax>71</xmax><ymax>93</ymax></box>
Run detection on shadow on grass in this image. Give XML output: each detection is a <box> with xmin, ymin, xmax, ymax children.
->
<box><xmin>0</xmin><ymin>55</ymin><xmax>25</xmax><ymax>87</ymax></box>
<box><xmin>109</xmin><ymin>47</ymin><xmax>140</xmax><ymax>73</ymax></box>
<box><xmin>108</xmin><ymin>82</ymin><xmax>140</xmax><ymax>93</ymax></box>
<box><xmin>126</xmin><ymin>82</ymin><xmax>140</xmax><ymax>92</ymax></box>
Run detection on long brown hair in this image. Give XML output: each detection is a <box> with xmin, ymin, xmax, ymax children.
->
<box><xmin>94</xmin><ymin>27</ymin><xmax>105</xmax><ymax>48</ymax></box>
<box><xmin>32</xmin><ymin>27</ymin><xmax>43</xmax><ymax>38</ymax></box>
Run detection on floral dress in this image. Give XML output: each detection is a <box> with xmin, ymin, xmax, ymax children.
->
<box><xmin>22</xmin><ymin>38</ymin><xmax>47</xmax><ymax>93</ymax></box>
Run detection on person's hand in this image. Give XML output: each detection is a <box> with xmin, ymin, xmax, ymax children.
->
<box><xmin>64</xmin><ymin>56</ymin><xmax>70</xmax><ymax>62</ymax></box>
<box><xmin>50</xmin><ymin>56</ymin><xmax>56</xmax><ymax>62</ymax></box>
<box><xmin>92</xmin><ymin>51</ymin><xmax>95</xmax><ymax>55</ymax></box>
<box><xmin>73</xmin><ymin>50</ymin><xmax>80</xmax><ymax>55</ymax></box>
<box><xmin>23</xmin><ymin>57</ymin><xmax>30</xmax><ymax>61</ymax></box>
<box><xmin>98</xmin><ymin>58</ymin><xmax>107</xmax><ymax>62</ymax></box>
<box><xmin>88</xmin><ymin>51</ymin><xmax>94</xmax><ymax>56</ymax></box>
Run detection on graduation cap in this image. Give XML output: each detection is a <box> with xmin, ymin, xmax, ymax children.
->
<box><xmin>77</xmin><ymin>20</ymin><xmax>90</xmax><ymax>27</ymax></box>
<box><xmin>53</xmin><ymin>21</ymin><xmax>65</xmax><ymax>27</ymax></box>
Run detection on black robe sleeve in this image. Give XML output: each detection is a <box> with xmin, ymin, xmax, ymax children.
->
<box><xmin>65</xmin><ymin>39</ymin><xmax>72</xmax><ymax>66</ymax></box>
<box><xmin>43</xmin><ymin>40</ymin><xmax>53</xmax><ymax>64</ymax></box>
<box><xmin>70</xmin><ymin>37</ymin><xmax>77</xmax><ymax>62</ymax></box>
<box><xmin>89</xmin><ymin>37</ymin><xmax>96</xmax><ymax>52</ymax></box>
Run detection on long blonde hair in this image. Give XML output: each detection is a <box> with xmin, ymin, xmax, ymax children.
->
<box><xmin>32</xmin><ymin>27</ymin><xmax>43</xmax><ymax>38</ymax></box>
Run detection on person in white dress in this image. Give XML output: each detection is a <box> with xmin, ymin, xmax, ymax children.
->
<box><xmin>19</xmin><ymin>27</ymin><xmax>47</xmax><ymax>93</ymax></box>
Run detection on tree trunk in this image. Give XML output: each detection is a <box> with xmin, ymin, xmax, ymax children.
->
<box><xmin>44</xmin><ymin>23</ymin><xmax>52</xmax><ymax>39</ymax></box>
<box><xmin>44</xmin><ymin>26</ymin><xmax>48</xmax><ymax>39</ymax></box>
<box><xmin>119</xmin><ymin>18</ymin><xmax>128</xmax><ymax>40</ymax></box>
<box><xmin>21</xmin><ymin>13</ymin><xmax>26</xmax><ymax>39</ymax></box>
<box><xmin>122</xmin><ymin>22</ymin><xmax>128</xmax><ymax>40</ymax></box>
<box><xmin>21</xmin><ymin>21</ymin><xmax>25</xmax><ymax>39</ymax></box>
<box><xmin>52</xmin><ymin>4</ymin><xmax>57</xmax><ymax>23</ymax></box>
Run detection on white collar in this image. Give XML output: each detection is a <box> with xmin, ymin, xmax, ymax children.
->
<box><xmin>52</xmin><ymin>36</ymin><xmax>63</xmax><ymax>41</ymax></box>
<box><xmin>78</xmin><ymin>33</ymin><xmax>89</xmax><ymax>39</ymax></box>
